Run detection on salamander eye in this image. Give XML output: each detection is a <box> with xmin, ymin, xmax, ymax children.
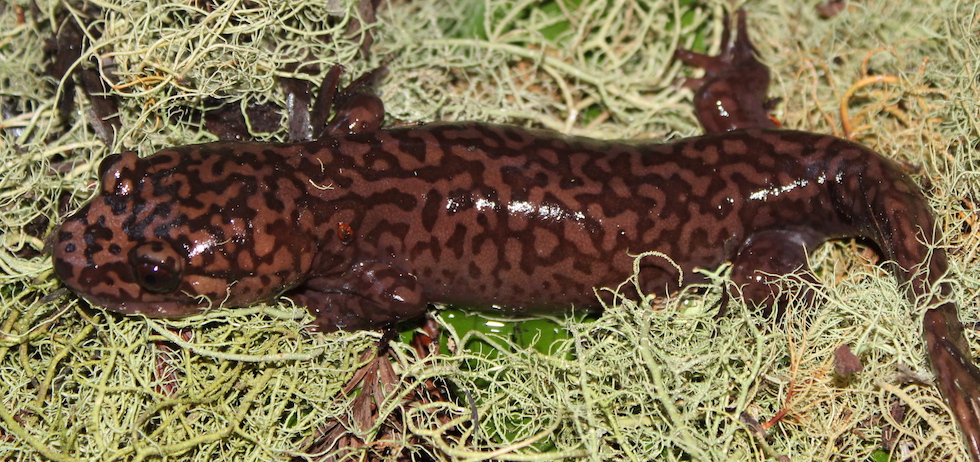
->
<box><xmin>97</xmin><ymin>153</ymin><xmax>121</xmax><ymax>178</ymax></box>
<box><xmin>99</xmin><ymin>151</ymin><xmax>144</xmax><ymax>196</ymax></box>
<box><xmin>129</xmin><ymin>242</ymin><xmax>183</xmax><ymax>294</ymax></box>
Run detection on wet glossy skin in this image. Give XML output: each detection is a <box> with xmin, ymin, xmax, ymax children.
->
<box><xmin>51</xmin><ymin>11</ymin><xmax>980</xmax><ymax>459</ymax></box>
<box><xmin>54</xmin><ymin>124</ymin><xmax>922</xmax><ymax>327</ymax></box>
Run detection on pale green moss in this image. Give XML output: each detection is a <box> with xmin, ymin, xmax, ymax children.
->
<box><xmin>0</xmin><ymin>0</ymin><xmax>977</xmax><ymax>460</ymax></box>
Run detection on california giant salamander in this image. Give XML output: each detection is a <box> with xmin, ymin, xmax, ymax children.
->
<box><xmin>51</xmin><ymin>10</ymin><xmax>980</xmax><ymax>459</ymax></box>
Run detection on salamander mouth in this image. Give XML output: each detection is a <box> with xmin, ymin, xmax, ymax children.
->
<box><xmin>76</xmin><ymin>292</ymin><xmax>208</xmax><ymax>319</ymax></box>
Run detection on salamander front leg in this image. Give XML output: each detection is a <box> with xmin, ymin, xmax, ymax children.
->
<box><xmin>284</xmin><ymin>64</ymin><xmax>388</xmax><ymax>141</ymax></box>
<box><xmin>313</xmin><ymin>65</ymin><xmax>388</xmax><ymax>138</ymax></box>
<box><xmin>289</xmin><ymin>261</ymin><xmax>427</xmax><ymax>332</ymax></box>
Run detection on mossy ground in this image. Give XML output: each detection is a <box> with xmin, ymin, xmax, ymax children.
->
<box><xmin>0</xmin><ymin>0</ymin><xmax>978</xmax><ymax>460</ymax></box>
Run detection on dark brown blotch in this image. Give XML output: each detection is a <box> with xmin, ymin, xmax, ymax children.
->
<box><xmin>445</xmin><ymin>224</ymin><xmax>467</xmax><ymax>260</ymax></box>
<box><xmin>467</xmin><ymin>261</ymin><xmax>482</xmax><ymax>279</ymax></box>
<box><xmin>420</xmin><ymin>189</ymin><xmax>443</xmax><ymax>233</ymax></box>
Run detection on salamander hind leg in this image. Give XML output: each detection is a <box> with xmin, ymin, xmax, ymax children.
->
<box><xmin>288</xmin><ymin>261</ymin><xmax>426</xmax><ymax>332</ymax></box>
<box><xmin>728</xmin><ymin>230</ymin><xmax>818</xmax><ymax>317</ymax></box>
<box><xmin>674</xmin><ymin>9</ymin><xmax>776</xmax><ymax>133</ymax></box>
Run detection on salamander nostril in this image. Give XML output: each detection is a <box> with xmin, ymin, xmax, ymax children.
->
<box><xmin>53</xmin><ymin>257</ymin><xmax>75</xmax><ymax>281</ymax></box>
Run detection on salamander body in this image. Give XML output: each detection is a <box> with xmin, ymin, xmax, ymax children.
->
<box><xmin>53</xmin><ymin>125</ymin><xmax>928</xmax><ymax>332</ymax></box>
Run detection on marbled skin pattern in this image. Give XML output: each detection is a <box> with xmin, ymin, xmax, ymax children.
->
<box><xmin>51</xmin><ymin>10</ymin><xmax>980</xmax><ymax>460</ymax></box>
<box><xmin>54</xmin><ymin>125</ymin><xmax>932</xmax><ymax>331</ymax></box>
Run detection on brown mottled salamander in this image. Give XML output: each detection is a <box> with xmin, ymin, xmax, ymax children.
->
<box><xmin>51</xmin><ymin>11</ymin><xmax>980</xmax><ymax>459</ymax></box>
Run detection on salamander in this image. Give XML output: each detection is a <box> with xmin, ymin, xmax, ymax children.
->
<box><xmin>50</xmin><ymin>10</ymin><xmax>980</xmax><ymax>459</ymax></box>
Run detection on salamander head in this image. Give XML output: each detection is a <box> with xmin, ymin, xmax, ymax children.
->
<box><xmin>52</xmin><ymin>148</ymin><xmax>314</xmax><ymax>318</ymax></box>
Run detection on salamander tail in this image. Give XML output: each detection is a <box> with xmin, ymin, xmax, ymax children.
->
<box><xmin>924</xmin><ymin>304</ymin><xmax>980</xmax><ymax>461</ymax></box>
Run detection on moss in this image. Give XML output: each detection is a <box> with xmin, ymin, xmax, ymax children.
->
<box><xmin>0</xmin><ymin>0</ymin><xmax>977</xmax><ymax>460</ymax></box>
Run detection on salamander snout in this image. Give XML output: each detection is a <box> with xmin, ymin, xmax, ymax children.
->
<box><xmin>51</xmin><ymin>209</ymin><xmax>207</xmax><ymax>318</ymax></box>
